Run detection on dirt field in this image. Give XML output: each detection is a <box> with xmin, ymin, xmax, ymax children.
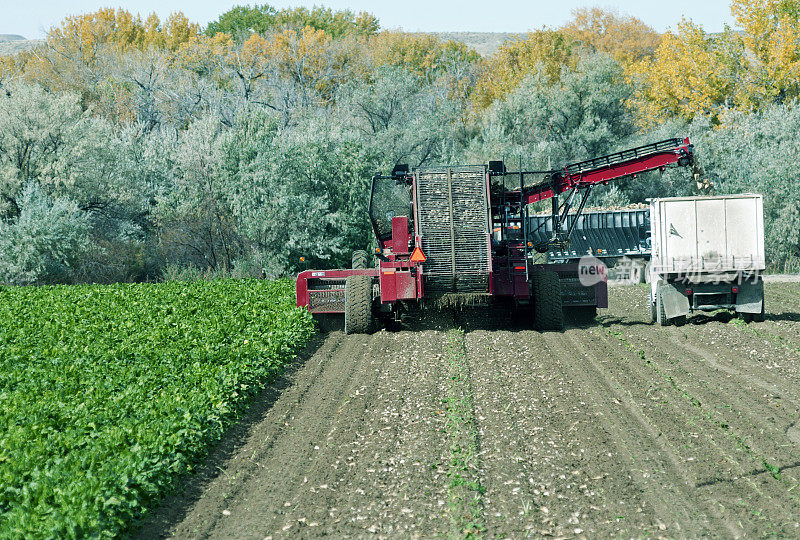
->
<box><xmin>136</xmin><ymin>282</ymin><xmax>800</xmax><ymax>538</ymax></box>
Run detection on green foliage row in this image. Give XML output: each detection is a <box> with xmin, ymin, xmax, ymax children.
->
<box><xmin>0</xmin><ymin>278</ymin><xmax>314</xmax><ymax>537</ymax></box>
<box><xmin>205</xmin><ymin>3</ymin><xmax>380</xmax><ymax>39</ymax></box>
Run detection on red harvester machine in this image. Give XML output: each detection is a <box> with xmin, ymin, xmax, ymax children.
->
<box><xmin>297</xmin><ymin>138</ymin><xmax>694</xmax><ymax>333</ymax></box>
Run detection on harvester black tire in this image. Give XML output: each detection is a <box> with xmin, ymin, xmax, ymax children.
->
<box><xmin>532</xmin><ymin>271</ymin><xmax>564</xmax><ymax>332</ymax></box>
<box><xmin>656</xmin><ymin>293</ymin><xmax>671</xmax><ymax>326</ymax></box>
<box><xmin>351</xmin><ymin>250</ymin><xmax>369</xmax><ymax>269</ymax></box>
<box><xmin>344</xmin><ymin>275</ymin><xmax>373</xmax><ymax>335</ymax></box>
<box><xmin>650</xmin><ymin>299</ymin><xmax>657</xmax><ymax>324</ymax></box>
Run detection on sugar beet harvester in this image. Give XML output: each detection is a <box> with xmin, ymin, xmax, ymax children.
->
<box><xmin>296</xmin><ymin>138</ymin><xmax>694</xmax><ymax>334</ymax></box>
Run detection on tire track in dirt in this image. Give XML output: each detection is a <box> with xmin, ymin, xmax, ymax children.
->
<box><xmin>541</xmin><ymin>329</ymin><xmax>737</xmax><ymax>537</ymax></box>
<box><xmin>606</xmin><ymin>289</ymin><xmax>800</xmax><ymax>475</ymax></box>
<box><xmin>602</xmin><ymin>286</ymin><xmax>800</xmax><ymax>536</ymax></box>
<box><xmin>592</xmin><ymin>325</ymin><xmax>800</xmax><ymax>536</ymax></box>
<box><xmin>137</xmin><ymin>328</ymin><xmax>454</xmax><ymax>538</ymax></box>
<box><xmin>632</xmin><ymin>329</ymin><xmax>800</xmax><ymax>477</ymax></box>
<box><xmin>589</xmin><ymin>327</ymin><xmax>751</xmax><ymax>486</ymax></box>
<box><xmin>465</xmin><ymin>328</ymin><xmax>609</xmax><ymax>537</ymax></box>
<box><xmin>463</xmin><ymin>325</ymin><xmax>690</xmax><ymax>537</ymax></box>
<box><xmin>666</xmin><ymin>335</ymin><xmax>800</xmax><ymax>463</ymax></box>
<box><xmin>135</xmin><ymin>283</ymin><xmax>800</xmax><ymax>539</ymax></box>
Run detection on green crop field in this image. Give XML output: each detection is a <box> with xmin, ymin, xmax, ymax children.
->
<box><xmin>0</xmin><ymin>279</ymin><xmax>313</xmax><ymax>537</ymax></box>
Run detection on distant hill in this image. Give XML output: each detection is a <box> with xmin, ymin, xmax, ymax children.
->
<box><xmin>424</xmin><ymin>32</ymin><xmax>522</xmax><ymax>56</ymax></box>
<box><xmin>0</xmin><ymin>36</ymin><xmax>42</xmax><ymax>55</ymax></box>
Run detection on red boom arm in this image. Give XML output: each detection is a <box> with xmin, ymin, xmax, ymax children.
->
<box><xmin>519</xmin><ymin>137</ymin><xmax>693</xmax><ymax>204</ymax></box>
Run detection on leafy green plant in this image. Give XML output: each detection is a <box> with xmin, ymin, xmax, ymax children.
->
<box><xmin>0</xmin><ymin>278</ymin><xmax>314</xmax><ymax>537</ymax></box>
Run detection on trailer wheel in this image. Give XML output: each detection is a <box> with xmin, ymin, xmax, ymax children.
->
<box><xmin>650</xmin><ymin>299</ymin><xmax>657</xmax><ymax>324</ymax></box>
<box><xmin>752</xmin><ymin>304</ymin><xmax>765</xmax><ymax>323</ymax></box>
<box><xmin>344</xmin><ymin>275</ymin><xmax>373</xmax><ymax>335</ymax></box>
<box><xmin>656</xmin><ymin>293</ymin><xmax>671</xmax><ymax>326</ymax></box>
<box><xmin>351</xmin><ymin>250</ymin><xmax>369</xmax><ymax>269</ymax></box>
<box><xmin>532</xmin><ymin>271</ymin><xmax>564</xmax><ymax>331</ymax></box>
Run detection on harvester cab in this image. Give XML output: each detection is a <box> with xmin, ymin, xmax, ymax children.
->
<box><xmin>296</xmin><ymin>138</ymin><xmax>694</xmax><ymax>334</ymax></box>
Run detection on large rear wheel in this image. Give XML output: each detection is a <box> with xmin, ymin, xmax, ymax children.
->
<box><xmin>532</xmin><ymin>271</ymin><xmax>564</xmax><ymax>331</ymax></box>
<box><xmin>351</xmin><ymin>250</ymin><xmax>369</xmax><ymax>269</ymax></box>
<box><xmin>344</xmin><ymin>275</ymin><xmax>373</xmax><ymax>335</ymax></box>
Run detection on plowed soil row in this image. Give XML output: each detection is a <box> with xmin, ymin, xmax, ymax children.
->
<box><xmin>136</xmin><ymin>282</ymin><xmax>800</xmax><ymax>538</ymax></box>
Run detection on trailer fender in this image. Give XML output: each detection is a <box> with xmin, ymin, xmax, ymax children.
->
<box><xmin>658</xmin><ymin>282</ymin><xmax>690</xmax><ymax>318</ymax></box>
<box><xmin>735</xmin><ymin>277</ymin><xmax>764</xmax><ymax>314</ymax></box>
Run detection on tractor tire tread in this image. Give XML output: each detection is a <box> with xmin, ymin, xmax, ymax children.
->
<box><xmin>351</xmin><ymin>250</ymin><xmax>369</xmax><ymax>270</ymax></box>
<box><xmin>532</xmin><ymin>271</ymin><xmax>565</xmax><ymax>331</ymax></box>
<box><xmin>344</xmin><ymin>275</ymin><xmax>373</xmax><ymax>334</ymax></box>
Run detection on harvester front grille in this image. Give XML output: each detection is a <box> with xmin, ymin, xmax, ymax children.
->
<box><xmin>308</xmin><ymin>289</ymin><xmax>346</xmax><ymax>313</ymax></box>
<box><xmin>415</xmin><ymin>166</ymin><xmax>491</xmax><ymax>293</ymax></box>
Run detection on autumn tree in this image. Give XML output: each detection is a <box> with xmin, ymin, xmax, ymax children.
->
<box><xmin>627</xmin><ymin>20</ymin><xmax>738</xmax><ymax>126</ymax></box>
<box><xmin>730</xmin><ymin>0</ymin><xmax>800</xmax><ymax>108</ymax></box>
<box><xmin>473</xmin><ymin>29</ymin><xmax>575</xmax><ymax>109</ymax></box>
<box><xmin>562</xmin><ymin>7</ymin><xmax>661</xmax><ymax>66</ymax></box>
<box><xmin>0</xmin><ymin>53</ymin><xmax>26</xmax><ymax>95</ymax></box>
<box><xmin>22</xmin><ymin>9</ymin><xmax>199</xmax><ymax>94</ymax></box>
<box><xmin>363</xmin><ymin>32</ymin><xmax>480</xmax><ymax>80</ymax></box>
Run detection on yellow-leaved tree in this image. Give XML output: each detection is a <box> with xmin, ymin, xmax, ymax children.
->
<box><xmin>364</xmin><ymin>32</ymin><xmax>479</xmax><ymax>80</ymax></box>
<box><xmin>627</xmin><ymin>20</ymin><xmax>738</xmax><ymax>126</ymax></box>
<box><xmin>22</xmin><ymin>9</ymin><xmax>200</xmax><ymax>93</ymax></box>
<box><xmin>562</xmin><ymin>7</ymin><xmax>662</xmax><ymax>66</ymax></box>
<box><xmin>175</xmin><ymin>33</ymin><xmax>234</xmax><ymax>77</ymax></box>
<box><xmin>730</xmin><ymin>0</ymin><xmax>800</xmax><ymax>108</ymax></box>
<box><xmin>271</xmin><ymin>27</ymin><xmax>336</xmax><ymax>104</ymax></box>
<box><xmin>473</xmin><ymin>29</ymin><xmax>574</xmax><ymax>109</ymax></box>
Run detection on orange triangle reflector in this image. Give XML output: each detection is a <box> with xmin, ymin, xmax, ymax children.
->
<box><xmin>410</xmin><ymin>247</ymin><xmax>426</xmax><ymax>263</ymax></box>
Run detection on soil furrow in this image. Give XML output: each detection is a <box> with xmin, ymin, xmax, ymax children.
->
<box><xmin>134</xmin><ymin>282</ymin><xmax>800</xmax><ymax>539</ymax></box>
<box><xmin>542</xmin><ymin>330</ymin><xmax>736</xmax><ymax>536</ymax></box>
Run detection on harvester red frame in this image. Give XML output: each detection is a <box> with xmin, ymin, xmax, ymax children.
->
<box><xmin>297</xmin><ymin>138</ymin><xmax>693</xmax><ymax>329</ymax></box>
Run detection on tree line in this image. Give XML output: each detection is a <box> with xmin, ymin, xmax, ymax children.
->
<box><xmin>0</xmin><ymin>0</ymin><xmax>798</xmax><ymax>284</ymax></box>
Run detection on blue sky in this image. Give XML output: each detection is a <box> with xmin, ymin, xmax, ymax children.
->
<box><xmin>3</xmin><ymin>1</ymin><xmax>737</xmax><ymax>40</ymax></box>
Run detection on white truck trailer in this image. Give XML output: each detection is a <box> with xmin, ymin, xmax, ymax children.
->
<box><xmin>649</xmin><ymin>194</ymin><xmax>766</xmax><ymax>326</ymax></box>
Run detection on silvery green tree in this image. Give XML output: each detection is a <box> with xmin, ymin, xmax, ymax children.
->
<box><xmin>0</xmin><ymin>183</ymin><xmax>90</xmax><ymax>284</ymax></box>
<box><xmin>0</xmin><ymin>84</ymin><xmax>143</xmax><ymax>216</ymax></box>
<box><xmin>0</xmin><ymin>84</ymin><xmax>88</xmax><ymax>218</ymax></box>
<box><xmin>221</xmin><ymin>109</ymin><xmax>375</xmax><ymax>276</ymax></box>
<box><xmin>0</xmin><ymin>83</ymin><xmax>162</xmax><ymax>282</ymax></box>
<box><xmin>154</xmin><ymin>114</ymin><xmax>243</xmax><ymax>270</ymax></box>
<box><xmin>335</xmin><ymin>67</ymin><xmax>460</xmax><ymax>171</ymax></box>
<box><xmin>467</xmin><ymin>54</ymin><xmax>636</xmax><ymax>169</ymax></box>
